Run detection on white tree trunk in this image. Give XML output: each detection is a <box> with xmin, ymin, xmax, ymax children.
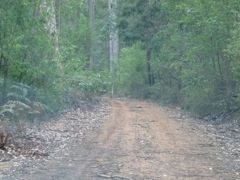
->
<box><xmin>41</xmin><ymin>0</ymin><xmax>62</xmax><ymax>69</ymax></box>
<box><xmin>56</xmin><ymin>0</ymin><xmax>62</xmax><ymax>35</ymax></box>
<box><xmin>108</xmin><ymin>0</ymin><xmax>119</xmax><ymax>75</ymax></box>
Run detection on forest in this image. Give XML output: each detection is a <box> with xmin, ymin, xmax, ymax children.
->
<box><xmin>1</xmin><ymin>0</ymin><xmax>240</xmax><ymax>126</ymax></box>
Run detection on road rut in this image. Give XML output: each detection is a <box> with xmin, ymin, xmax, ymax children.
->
<box><xmin>11</xmin><ymin>99</ymin><xmax>239</xmax><ymax>179</ymax></box>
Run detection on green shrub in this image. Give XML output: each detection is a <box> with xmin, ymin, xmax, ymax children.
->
<box><xmin>149</xmin><ymin>82</ymin><xmax>178</xmax><ymax>105</ymax></box>
<box><xmin>115</xmin><ymin>43</ymin><xmax>148</xmax><ymax>98</ymax></box>
<box><xmin>66</xmin><ymin>71</ymin><xmax>111</xmax><ymax>102</ymax></box>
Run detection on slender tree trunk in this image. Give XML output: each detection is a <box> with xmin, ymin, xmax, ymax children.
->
<box><xmin>109</xmin><ymin>0</ymin><xmax>119</xmax><ymax>75</ymax></box>
<box><xmin>88</xmin><ymin>0</ymin><xmax>95</xmax><ymax>70</ymax></box>
<box><xmin>2</xmin><ymin>55</ymin><xmax>8</xmax><ymax>104</ymax></box>
<box><xmin>144</xmin><ymin>0</ymin><xmax>154</xmax><ymax>86</ymax></box>
<box><xmin>147</xmin><ymin>49</ymin><xmax>154</xmax><ymax>86</ymax></box>
<box><xmin>176</xmin><ymin>24</ymin><xmax>185</xmax><ymax>104</ymax></box>
<box><xmin>89</xmin><ymin>0</ymin><xmax>95</xmax><ymax>29</ymax></box>
<box><xmin>177</xmin><ymin>66</ymin><xmax>182</xmax><ymax>104</ymax></box>
<box><xmin>224</xmin><ymin>52</ymin><xmax>234</xmax><ymax>112</ymax></box>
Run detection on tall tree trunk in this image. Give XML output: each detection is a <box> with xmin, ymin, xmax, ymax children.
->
<box><xmin>41</xmin><ymin>0</ymin><xmax>62</xmax><ymax>69</ymax></box>
<box><xmin>1</xmin><ymin>55</ymin><xmax>8</xmax><ymax>104</ymax></box>
<box><xmin>88</xmin><ymin>0</ymin><xmax>95</xmax><ymax>70</ymax></box>
<box><xmin>109</xmin><ymin>0</ymin><xmax>119</xmax><ymax>75</ymax></box>
<box><xmin>224</xmin><ymin>52</ymin><xmax>234</xmax><ymax>112</ymax></box>
<box><xmin>89</xmin><ymin>0</ymin><xmax>95</xmax><ymax>29</ymax></box>
<box><xmin>144</xmin><ymin>0</ymin><xmax>154</xmax><ymax>86</ymax></box>
<box><xmin>55</xmin><ymin>0</ymin><xmax>62</xmax><ymax>35</ymax></box>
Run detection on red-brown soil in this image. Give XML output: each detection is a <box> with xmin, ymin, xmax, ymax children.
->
<box><xmin>1</xmin><ymin>98</ymin><xmax>239</xmax><ymax>179</ymax></box>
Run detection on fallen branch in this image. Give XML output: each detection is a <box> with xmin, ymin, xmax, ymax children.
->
<box><xmin>97</xmin><ymin>174</ymin><xmax>134</xmax><ymax>180</ymax></box>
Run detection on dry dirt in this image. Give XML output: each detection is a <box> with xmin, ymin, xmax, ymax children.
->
<box><xmin>1</xmin><ymin>98</ymin><xmax>240</xmax><ymax>179</ymax></box>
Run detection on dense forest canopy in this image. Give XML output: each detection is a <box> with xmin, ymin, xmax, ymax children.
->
<box><xmin>0</xmin><ymin>0</ymin><xmax>240</xmax><ymax>124</ymax></box>
<box><xmin>116</xmin><ymin>0</ymin><xmax>240</xmax><ymax>119</ymax></box>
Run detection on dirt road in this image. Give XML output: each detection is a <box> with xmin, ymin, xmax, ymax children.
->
<box><xmin>9</xmin><ymin>99</ymin><xmax>239</xmax><ymax>179</ymax></box>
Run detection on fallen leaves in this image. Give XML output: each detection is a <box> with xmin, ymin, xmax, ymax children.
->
<box><xmin>0</xmin><ymin>97</ymin><xmax>111</xmax><ymax>178</ymax></box>
<box><xmin>164</xmin><ymin>106</ymin><xmax>240</xmax><ymax>178</ymax></box>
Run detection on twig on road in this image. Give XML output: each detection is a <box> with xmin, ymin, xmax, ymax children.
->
<box><xmin>97</xmin><ymin>173</ymin><xmax>134</xmax><ymax>180</ymax></box>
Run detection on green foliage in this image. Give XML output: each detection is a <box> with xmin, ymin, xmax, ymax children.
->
<box><xmin>118</xmin><ymin>0</ymin><xmax>163</xmax><ymax>45</ymax></box>
<box><xmin>227</xmin><ymin>21</ymin><xmax>240</xmax><ymax>79</ymax></box>
<box><xmin>67</xmin><ymin>71</ymin><xmax>111</xmax><ymax>102</ymax></box>
<box><xmin>0</xmin><ymin>83</ymin><xmax>53</xmax><ymax>124</ymax></box>
<box><xmin>116</xmin><ymin>0</ymin><xmax>240</xmax><ymax>119</ymax></box>
<box><xmin>149</xmin><ymin>82</ymin><xmax>178</xmax><ymax>105</ymax></box>
<box><xmin>0</xmin><ymin>0</ymin><xmax>55</xmax><ymax>105</ymax></box>
<box><xmin>2</xmin><ymin>0</ymin><xmax>240</xmax><ymax>123</ymax></box>
<box><xmin>0</xmin><ymin>0</ymin><xmax>108</xmax><ymax>115</ymax></box>
<box><xmin>115</xmin><ymin>43</ymin><xmax>149</xmax><ymax>98</ymax></box>
<box><xmin>59</xmin><ymin>14</ymin><xmax>90</xmax><ymax>70</ymax></box>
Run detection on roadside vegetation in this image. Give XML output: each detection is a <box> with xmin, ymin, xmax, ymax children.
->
<box><xmin>0</xmin><ymin>0</ymin><xmax>110</xmax><ymax>151</ymax></box>
<box><xmin>115</xmin><ymin>0</ymin><xmax>240</xmax><ymax>123</ymax></box>
<box><xmin>0</xmin><ymin>0</ymin><xmax>239</xmax><ymax>154</ymax></box>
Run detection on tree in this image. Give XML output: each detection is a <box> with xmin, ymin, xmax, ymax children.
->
<box><xmin>118</xmin><ymin>0</ymin><xmax>164</xmax><ymax>86</ymax></box>
<box><xmin>0</xmin><ymin>0</ymin><xmax>111</xmax><ymax>116</ymax></box>
<box><xmin>41</xmin><ymin>0</ymin><xmax>60</xmax><ymax>59</ymax></box>
<box><xmin>115</xmin><ymin>0</ymin><xmax>240</xmax><ymax>118</ymax></box>
<box><xmin>108</xmin><ymin>0</ymin><xmax>119</xmax><ymax>75</ymax></box>
<box><xmin>88</xmin><ymin>0</ymin><xmax>95</xmax><ymax>70</ymax></box>
<box><xmin>0</xmin><ymin>0</ymin><xmax>54</xmax><ymax>103</ymax></box>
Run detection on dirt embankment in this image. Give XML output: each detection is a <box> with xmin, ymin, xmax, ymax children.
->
<box><xmin>2</xmin><ymin>98</ymin><xmax>240</xmax><ymax>179</ymax></box>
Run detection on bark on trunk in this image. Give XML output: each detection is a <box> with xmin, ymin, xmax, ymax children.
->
<box><xmin>89</xmin><ymin>0</ymin><xmax>95</xmax><ymax>29</ymax></box>
<box><xmin>147</xmin><ymin>49</ymin><xmax>154</xmax><ymax>86</ymax></box>
<box><xmin>88</xmin><ymin>0</ymin><xmax>95</xmax><ymax>70</ymax></box>
<box><xmin>55</xmin><ymin>0</ymin><xmax>62</xmax><ymax>35</ymax></box>
<box><xmin>109</xmin><ymin>0</ymin><xmax>119</xmax><ymax>75</ymax></box>
<box><xmin>1</xmin><ymin>55</ymin><xmax>8</xmax><ymax>104</ymax></box>
<box><xmin>41</xmin><ymin>0</ymin><xmax>61</xmax><ymax>69</ymax></box>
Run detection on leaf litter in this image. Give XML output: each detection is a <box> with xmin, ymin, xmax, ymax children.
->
<box><xmin>0</xmin><ymin>97</ymin><xmax>111</xmax><ymax>179</ymax></box>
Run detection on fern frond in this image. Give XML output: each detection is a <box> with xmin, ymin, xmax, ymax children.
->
<box><xmin>10</xmin><ymin>85</ymin><xmax>28</xmax><ymax>97</ymax></box>
<box><xmin>27</xmin><ymin>110</ymin><xmax>41</xmax><ymax>116</ymax></box>
<box><xmin>0</xmin><ymin>109</ymin><xmax>14</xmax><ymax>116</ymax></box>
<box><xmin>15</xmin><ymin>101</ymin><xmax>32</xmax><ymax>111</ymax></box>
<box><xmin>15</xmin><ymin>83</ymin><xmax>31</xmax><ymax>89</ymax></box>
<box><xmin>32</xmin><ymin>102</ymin><xmax>54</xmax><ymax>114</ymax></box>
<box><xmin>4</xmin><ymin>103</ymin><xmax>16</xmax><ymax>109</ymax></box>
<box><xmin>7</xmin><ymin>93</ymin><xmax>31</xmax><ymax>105</ymax></box>
<box><xmin>11</xmin><ymin>85</ymin><xmax>24</xmax><ymax>91</ymax></box>
<box><xmin>7</xmin><ymin>92</ymin><xmax>20</xmax><ymax>99</ymax></box>
<box><xmin>8</xmin><ymin>101</ymin><xmax>32</xmax><ymax>111</ymax></box>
